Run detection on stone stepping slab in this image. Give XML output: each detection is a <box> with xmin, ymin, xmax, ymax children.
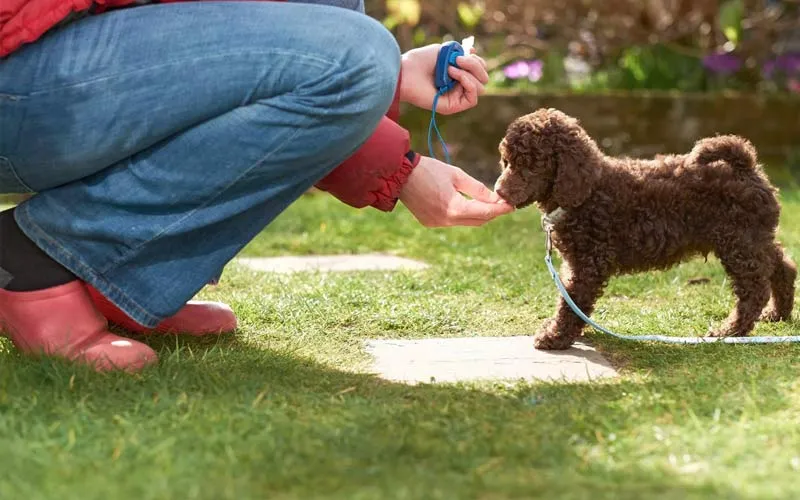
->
<box><xmin>365</xmin><ymin>336</ymin><xmax>618</xmax><ymax>384</ymax></box>
<box><xmin>237</xmin><ymin>253</ymin><xmax>429</xmax><ymax>274</ymax></box>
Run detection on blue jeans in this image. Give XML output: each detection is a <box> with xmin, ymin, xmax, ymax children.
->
<box><xmin>0</xmin><ymin>0</ymin><xmax>400</xmax><ymax>327</ymax></box>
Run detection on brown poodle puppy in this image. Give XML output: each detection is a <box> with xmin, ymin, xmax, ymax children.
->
<box><xmin>494</xmin><ymin>108</ymin><xmax>796</xmax><ymax>350</ymax></box>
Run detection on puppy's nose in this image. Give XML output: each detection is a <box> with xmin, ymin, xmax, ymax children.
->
<box><xmin>494</xmin><ymin>187</ymin><xmax>510</xmax><ymax>202</ymax></box>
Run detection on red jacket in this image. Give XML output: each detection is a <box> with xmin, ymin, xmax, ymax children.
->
<box><xmin>0</xmin><ymin>0</ymin><xmax>418</xmax><ymax>211</ymax></box>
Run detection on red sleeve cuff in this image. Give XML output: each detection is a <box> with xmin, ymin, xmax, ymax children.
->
<box><xmin>370</xmin><ymin>150</ymin><xmax>420</xmax><ymax>211</ymax></box>
<box><xmin>314</xmin><ymin>116</ymin><xmax>419</xmax><ymax>211</ymax></box>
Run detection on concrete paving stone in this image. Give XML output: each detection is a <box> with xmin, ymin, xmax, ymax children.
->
<box><xmin>237</xmin><ymin>253</ymin><xmax>429</xmax><ymax>274</ymax></box>
<box><xmin>364</xmin><ymin>335</ymin><xmax>618</xmax><ymax>384</ymax></box>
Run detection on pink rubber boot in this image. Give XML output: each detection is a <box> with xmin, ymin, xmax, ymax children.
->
<box><xmin>0</xmin><ymin>281</ymin><xmax>158</xmax><ymax>372</ymax></box>
<box><xmin>85</xmin><ymin>285</ymin><xmax>237</xmax><ymax>336</ymax></box>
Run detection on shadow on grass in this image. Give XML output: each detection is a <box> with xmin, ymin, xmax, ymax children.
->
<box><xmin>1</xmin><ymin>332</ymin><xmax>797</xmax><ymax>499</ymax></box>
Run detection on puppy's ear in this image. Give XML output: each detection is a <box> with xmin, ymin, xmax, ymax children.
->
<box><xmin>551</xmin><ymin>133</ymin><xmax>602</xmax><ymax>209</ymax></box>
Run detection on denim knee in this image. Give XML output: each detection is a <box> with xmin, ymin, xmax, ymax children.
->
<box><xmin>340</xmin><ymin>14</ymin><xmax>401</xmax><ymax>125</ymax></box>
<box><xmin>290</xmin><ymin>0</ymin><xmax>365</xmax><ymax>12</ymax></box>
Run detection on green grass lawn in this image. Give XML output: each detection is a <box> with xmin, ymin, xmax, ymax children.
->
<box><xmin>3</xmin><ymin>189</ymin><xmax>800</xmax><ymax>499</ymax></box>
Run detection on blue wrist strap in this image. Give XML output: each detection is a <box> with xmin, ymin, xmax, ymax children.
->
<box><xmin>428</xmin><ymin>92</ymin><xmax>450</xmax><ymax>163</ymax></box>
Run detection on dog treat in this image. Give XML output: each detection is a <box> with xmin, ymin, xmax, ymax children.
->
<box><xmin>461</xmin><ymin>36</ymin><xmax>474</xmax><ymax>53</ymax></box>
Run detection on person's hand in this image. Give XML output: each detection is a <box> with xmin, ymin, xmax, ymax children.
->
<box><xmin>399</xmin><ymin>43</ymin><xmax>489</xmax><ymax>115</ymax></box>
<box><xmin>399</xmin><ymin>156</ymin><xmax>515</xmax><ymax>227</ymax></box>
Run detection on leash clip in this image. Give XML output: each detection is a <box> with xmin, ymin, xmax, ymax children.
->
<box><xmin>541</xmin><ymin>207</ymin><xmax>566</xmax><ymax>257</ymax></box>
<box><xmin>541</xmin><ymin>216</ymin><xmax>553</xmax><ymax>254</ymax></box>
<box><xmin>545</xmin><ymin>227</ymin><xmax>553</xmax><ymax>255</ymax></box>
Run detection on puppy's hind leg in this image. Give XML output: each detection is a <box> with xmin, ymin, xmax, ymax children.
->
<box><xmin>535</xmin><ymin>262</ymin><xmax>607</xmax><ymax>350</ymax></box>
<box><xmin>710</xmin><ymin>241</ymin><xmax>773</xmax><ymax>337</ymax></box>
<box><xmin>760</xmin><ymin>242</ymin><xmax>796</xmax><ymax>322</ymax></box>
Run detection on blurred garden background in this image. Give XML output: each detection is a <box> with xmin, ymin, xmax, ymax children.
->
<box><xmin>370</xmin><ymin>0</ymin><xmax>800</xmax><ymax>185</ymax></box>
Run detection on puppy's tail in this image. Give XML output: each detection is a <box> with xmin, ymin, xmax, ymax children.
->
<box><xmin>690</xmin><ymin>135</ymin><xmax>757</xmax><ymax>172</ymax></box>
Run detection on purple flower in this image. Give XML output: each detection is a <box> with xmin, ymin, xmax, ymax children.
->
<box><xmin>702</xmin><ymin>53</ymin><xmax>742</xmax><ymax>74</ymax></box>
<box><xmin>502</xmin><ymin>61</ymin><xmax>528</xmax><ymax>79</ymax></box>
<box><xmin>763</xmin><ymin>52</ymin><xmax>800</xmax><ymax>78</ymax></box>
<box><xmin>503</xmin><ymin>59</ymin><xmax>544</xmax><ymax>82</ymax></box>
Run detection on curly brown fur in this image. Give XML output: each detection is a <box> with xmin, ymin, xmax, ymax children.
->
<box><xmin>495</xmin><ymin>108</ymin><xmax>796</xmax><ymax>350</ymax></box>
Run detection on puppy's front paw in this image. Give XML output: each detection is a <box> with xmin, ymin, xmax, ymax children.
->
<box><xmin>533</xmin><ymin>319</ymin><xmax>574</xmax><ymax>350</ymax></box>
<box><xmin>708</xmin><ymin>320</ymin><xmax>749</xmax><ymax>338</ymax></box>
<box><xmin>707</xmin><ymin>327</ymin><xmax>730</xmax><ymax>338</ymax></box>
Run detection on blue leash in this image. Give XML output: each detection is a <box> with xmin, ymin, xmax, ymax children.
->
<box><xmin>542</xmin><ymin>212</ymin><xmax>800</xmax><ymax>344</ymax></box>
